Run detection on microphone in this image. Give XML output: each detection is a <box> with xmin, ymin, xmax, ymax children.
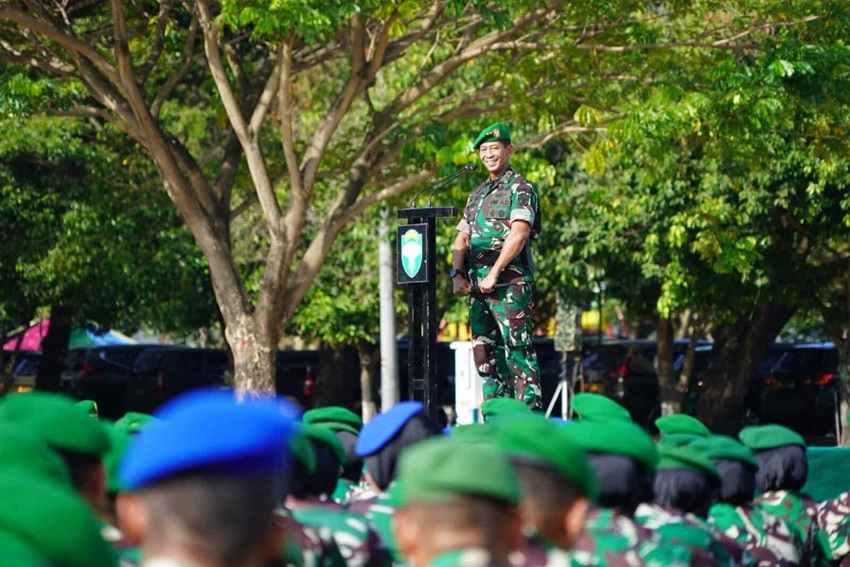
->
<box><xmin>409</xmin><ymin>163</ymin><xmax>477</xmax><ymax>208</ymax></box>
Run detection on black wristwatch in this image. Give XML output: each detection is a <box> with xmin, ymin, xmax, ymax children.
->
<box><xmin>449</xmin><ymin>267</ymin><xmax>463</xmax><ymax>279</ymax></box>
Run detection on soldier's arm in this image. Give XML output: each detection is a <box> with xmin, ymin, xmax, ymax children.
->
<box><xmin>452</xmin><ymin>231</ymin><xmax>470</xmax><ymax>273</ymax></box>
<box><xmin>488</xmin><ymin>220</ymin><xmax>531</xmax><ymax>278</ymax></box>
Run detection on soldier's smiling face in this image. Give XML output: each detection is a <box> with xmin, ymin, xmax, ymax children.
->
<box><xmin>478</xmin><ymin>141</ymin><xmax>512</xmax><ymax>179</ymax></box>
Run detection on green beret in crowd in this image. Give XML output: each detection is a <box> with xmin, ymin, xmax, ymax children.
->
<box><xmin>493</xmin><ymin>414</ymin><xmax>598</xmax><ymax>498</ymax></box>
<box><xmin>300</xmin><ymin>422</ymin><xmax>347</xmax><ymax>465</ymax></box>
<box><xmin>689</xmin><ymin>435</ymin><xmax>758</xmax><ymax>469</ymax></box>
<box><xmin>570</xmin><ymin>393</ymin><xmax>633</xmax><ymax>423</ymax></box>
<box><xmin>739</xmin><ymin>424</ymin><xmax>806</xmax><ymax>451</ymax></box>
<box><xmin>75</xmin><ymin>399</ymin><xmax>99</xmax><ymax>419</ymax></box>
<box><xmin>473</xmin><ymin>122</ymin><xmax>511</xmax><ymax>150</ymax></box>
<box><xmin>102</xmin><ymin>423</ymin><xmax>133</xmax><ymax>494</ymax></box>
<box><xmin>114</xmin><ymin>411</ymin><xmax>157</xmax><ymax>435</ymax></box>
<box><xmin>0</xmin><ymin>422</ymin><xmax>71</xmax><ymax>486</ymax></box>
<box><xmin>562</xmin><ymin>419</ymin><xmax>659</xmax><ymax>470</ymax></box>
<box><xmin>396</xmin><ymin>437</ymin><xmax>521</xmax><ymax>506</ymax></box>
<box><xmin>655</xmin><ymin>414</ymin><xmax>711</xmax><ymax>438</ymax></box>
<box><xmin>304</xmin><ymin>406</ymin><xmax>363</xmax><ymax>435</ymax></box>
<box><xmin>656</xmin><ymin>433</ymin><xmax>703</xmax><ymax>449</ymax></box>
<box><xmin>0</xmin><ymin>470</ymin><xmax>117</xmax><ymax>567</ymax></box>
<box><xmin>480</xmin><ymin>397</ymin><xmax>531</xmax><ymax>421</ymax></box>
<box><xmin>449</xmin><ymin>423</ymin><xmax>495</xmax><ymax>443</ymax></box>
<box><xmin>0</xmin><ymin>392</ymin><xmax>110</xmax><ymax>456</ymax></box>
<box><xmin>657</xmin><ymin>444</ymin><xmax>722</xmax><ymax>484</ymax></box>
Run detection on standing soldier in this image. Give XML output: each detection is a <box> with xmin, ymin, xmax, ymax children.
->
<box><xmin>739</xmin><ymin>424</ymin><xmax>830</xmax><ymax>563</ymax></box>
<box><xmin>452</xmin><ymin>122</ymin><xmax>542</xmax><ymax>408</ymax></box>
<box><xmin>691</xmin><ymin>435</ymin><xmax>805</xmax><ymax>564</ymax></box>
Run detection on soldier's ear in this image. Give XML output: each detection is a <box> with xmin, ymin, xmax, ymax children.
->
<box><xmin>116</xmin><ymin>492</ymin><xmax>148</xmax><ymax>546</ymax></box>
<box><xmin>562</xmin><ymin>496</ymin><xmax>589</xmax><ymax>548</ymax></box>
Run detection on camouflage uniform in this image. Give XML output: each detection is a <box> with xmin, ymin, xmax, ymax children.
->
<box><xmin>635</xmin><ymin>503</ymin><xmax>754</xmax><ymax>566</ymax></box>
<box><xmin>756</xmin><ymin>490</ymin><xmax>830</xmax><ymax>564</ymax></box>
<box><xmin>348</xmin><ymin>487</ymin><xmax>401</xmax><ymax>565</ymax></box>
<box><xmin>509</xmin><ymin>533</ymin><xmax>573</xmax><ymax>567</ymax></box>
<box><xmin>276</xmin><ymin>508</ymin><xmax>346</xmax><ymax>567</ymax></box>
<box><xmin>457</xmin><ymin>165</ymin><xmax>541</xmax><ymax>407</ymax></box>
<box><xmin>569</xmin><ymin>507</ymin><xmax>691</xmax><ymax>566</ymax></box>
<box><xmin>332</xmin><ymin>478</ymin><xmax>357</xmax><ymax>506</ymax></box>
<box><xmin>817</xmin><ymin>490</ymin><xmax>850</xmax><ymax>563</ymax></box>
<box><xmin>289</xmin><ymin>499</ymin><xmax>391</xmax><ymax>567</ymax></box>
<box><xmin>432</xmin><ymin>548</ymin><xmax>501</xmax><ymax>567</ymax></box>
<box><xmin>708</xmin><ymin>502</ymin><xmax>804</xmax><ymax>565</ymax></box>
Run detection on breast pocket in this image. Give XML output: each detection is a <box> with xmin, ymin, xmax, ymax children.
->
<box><xmin>483</xmin><ymin>192</ymin><xmax>511</xmax><ymax>219</ymax></box>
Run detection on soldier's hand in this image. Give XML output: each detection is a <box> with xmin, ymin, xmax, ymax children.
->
<box><xmin>453</xmin><ymin>275</ymin><xmax>471</xmax><ymax>297</ymax></box>
<box><xmin>479</xmin><ymin>272</ymin><xmax>498</xmax><ymax>294</ymax></box>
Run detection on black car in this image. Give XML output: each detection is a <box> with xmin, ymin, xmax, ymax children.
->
<box><xmin>578</xmin><ymin>340</ymin><xmax>661</xmax><ymax>428</ymax></box>
<box><xmin>74</xmin><ymin>345</ymin><xmax>164</xmax><ymax>419</ymax></box>
<box><xmin>126</xmin><ymin>347</ymin><xmax>230</xmax><ymax>413</ymax></box>
<box><xmin>759</xmin><ymin>343</ymin><xmax>840</xmax><ymax>436</ymax></box>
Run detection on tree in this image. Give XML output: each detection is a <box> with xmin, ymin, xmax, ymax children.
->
<box><xmin>561</xmin><ymin>1</ymin><xmax>850</xmax><ymax>431</ymax></box>
<box><xmin>2</xmin><ymin>0</ymin><xmax>784</xmax><ymax>392</ymax></box>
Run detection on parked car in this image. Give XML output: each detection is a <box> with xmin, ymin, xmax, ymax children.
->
<box><xmin>275</xmin><ymin>350</ymin><xmax>317</xmax><ymax>407</ymax></box>
<box><xmin>0</xmin><ymin>350</ymin><xmax>41</xmax><ymax>393</ymax></box>
<box><xmin>578</xmin><ymin>340</ymin><xmax>661</xmax><ymax>428</ymax></box>
<box><xmin>74</xmin><ymin>345</ymin><xmax>165</xmax><ymax>419</ymax></box>
<box><xmin>126</xmin><ymin>347</ymin><xmax>230</xmax><ymax>413</ymax></box>
<box><xmin>759</xmin><ymin>343</ymin><xmax>840</xmax><ymax>436</ymax></box>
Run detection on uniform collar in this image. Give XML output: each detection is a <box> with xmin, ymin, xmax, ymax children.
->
<box><xmin>488</xmin><ymin>166</ymin><xmax>516</xmax><ymax>187</ymax></box>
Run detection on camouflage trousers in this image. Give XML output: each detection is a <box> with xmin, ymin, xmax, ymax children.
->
<box><xmin>469</xmin><ymin>282</ymin><xmax>541</xmax><ymax>408</ymax></box>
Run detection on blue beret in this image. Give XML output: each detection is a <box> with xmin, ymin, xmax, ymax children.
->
<box><xmin>119</xmin><ymin>389</ymin><xmax>298</xmax><ymax>490</ymax></box>
<box><xmin>355</xmin><ymin>401</ymin><xmax>424</xmax><ymax>457</ymax></box>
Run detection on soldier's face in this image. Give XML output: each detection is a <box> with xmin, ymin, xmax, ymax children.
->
<box><xmin>478</xmin><ymin>141</ymin><xmax>512</xmax><ymax>178</ymax></box>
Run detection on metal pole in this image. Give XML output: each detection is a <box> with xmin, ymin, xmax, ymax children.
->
<box><xmin>379</xmin><ymin>211</ymin><xmax>399</xmax><ymax>411</ymax></box>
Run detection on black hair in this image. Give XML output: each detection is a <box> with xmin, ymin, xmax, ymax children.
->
<box><xmin>138</xmin><ymin>472</ymin><xmax>282</xmax><ymax>565</ymax></box>
<box><xmin>653</xmin><ymin>468</ymin><xmax>718</xmax><ymax>518</ymax></box>
<box><xmin>754</xmin><ymin>445</ymin><xmax>807</xmax><ymax>492</ymax></box>
<box><xmin>335</xmin><ymin>430</ymin><xmax>363</xmax><ymax>482</ymax></box>
<box><xmin>588</xmin><ymin>453</ymin><xmax>653</xmax><ymax>516</ymax></box>
<box><xmin>290</xmin><ymin>441</ymin><xmax>341</xmax><ymax>499</ymax></box>
<box><xmin>714</xmin><ymin>459</ymin><xmax>756</xmax><ymax>506</ymax></box>
<box><xmin>364</xmin><ymin>413</ymin><xmax>442</xmax><ymax>491</ymax></box>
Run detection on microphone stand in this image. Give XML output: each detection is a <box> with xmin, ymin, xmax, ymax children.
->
<box><xmin>409</xmin><ymin>163</ymin><xmax>477</xmax><ymax>208</ymax></box>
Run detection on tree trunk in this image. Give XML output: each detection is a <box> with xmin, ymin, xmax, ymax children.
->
<box><xmin>679</xmin><ymin>329</ymin><xmax>701</xmax><ymax>394</ymax></box>
<box><xmin>36</xmin><ymin>307</ymin><xmax>71</xmax><ymax>392</ymax></box>
<box><xmin>357</xmin><ymin>342</ymin><xmax>378</xmax><ymax>422</ymax></box>
<box><xmin>657</xmin><ymin>316</ymin><xmax>680</xmax><ymax>415</ymax></box>
<box><xmin>225</xmin><ymin>315</ymin><xmax>277</xmax><ymax>393</ymax></box>
<box><xmin>696</xmin><ymin>300</ymin><xmax>795</xmax><ymax>434</ymax></box>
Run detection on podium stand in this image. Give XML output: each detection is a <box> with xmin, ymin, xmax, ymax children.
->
<box><xmin>397</xmin><ymin>206</ymin><xmax>456</xmax><ymax>420</ymax></box>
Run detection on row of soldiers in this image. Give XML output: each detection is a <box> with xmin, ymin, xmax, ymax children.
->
<box><xmin>0</xmin><ymin>388</ymin><xmax>848</xmax><ymax>566</ymax></box>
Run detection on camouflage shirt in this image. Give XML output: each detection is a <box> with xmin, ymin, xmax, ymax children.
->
<box><xmin>288</xmin><ymin>498</ymin><xmax>391</xmax><ymax>567</ymax></box>
<box><xmin>348</xmin><ymin>486</ymin><xmax>402</xmax><ymax>566</ymax></box>
<box><xmin>755</xmin><ymin>490</ymin><xmax>830</xmax><ymax>563</ymax></box>
<box><xmin>275</xmin><ymin>508</ymin><xmax>346</xmax><ymax>567</ymax></box>
<box><xmin>570</xmin><ymin>507</ymin><xmax>691</xmax><ymax>566</ymax></box>
<box><xmin>816</xmin><ymin>490</ymin><xmax>850</xmax><ymax>562</ymax></box>
<box><xmin>457</xmin><ymin>166</ymin><xmax>539</xmax><ymax>285</ymax></box>
<box><xmin>634</xmin><ymin>503</ymin><xmax>755</xmax><ymax>566</ymax></box>
<box><xmin>332</xmin><ymin>478</ymin><xmax>357</xmax><ymax>506</ymax></box>
<box><xmin>708</xmin><ymin>502</ymin><xmax>804</xmax><ymax>565</ymax></box>
<box><xmin>430</xmin><ymin>548</ymin><xmax>500</xmax><ymax>567</ymax></box>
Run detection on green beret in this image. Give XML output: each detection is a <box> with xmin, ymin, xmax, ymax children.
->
<box><xmin>0</xmin><ymin>531</ymin><xmax>46</xmax><ymax>566</ymax></box>
<box><xmin>493</xmin><ymin>415</ymin><xmax>597</xmax><ymax>498</ymax></box>
<box><xmin>301</xmin><ymin>423</ymin><xmax>347</xmax><ymax>465</ymax></box>
<box><xmin>0</xmin><ymin>393</ymin><xmax>110</xmax><ymax>456</ymax></box>
<box><xmin>656</xmin><ymin>433</ymin><xmax>702</xmax><ymax>449</ymax></box>
<box><xmin>114</xmin><ymin>411</ymin><xmax>157</xmax><ymax>434</ymax></box>
<box><xmin>0</xmin><ymin>423</ymin><xmax>71</xmax><ymax>486</ymax></box>
<box><xmin>657</xmin><ymin>444</ymin><xmax>721</xmax><ymax>484</ymax></box>
<box><xmin>561</xmin><ymin>420</ymin><xmax>659</xmax><ymax>470</ymax></box>
<box><xmin>655</xmin><ymin>414</ymin><xmax>711</xmax><ymax>437</ymax></box>
<box><xmin>102</xmin><ymin>423</ymin><xmax>132</xmax><ymax>494</ymax></box>
<box><xmin>75</xmin><ymin>400</ymin><xmax>99</xmax><ymax>419</ymax></box>
<box><xmin>303</xmin><ymin>406</ymin><xmax>363</xmax><ymax>432</ymax></box>
<box><xmin>289</xmin><ymin>425</ymin><xmax>317</xmax><ymax>474</ymax></box>
<box><xmin>739</xmin><ymin>424</ymin><xmax>806</xmax><ymax>451</ymax></box>
<box><xmin>473</xmin><ymin>122</ymin><xmax>511</xmax><ymax>150</ymax></box>
<box><xmin>449</xmin><ymin>423</ymin><xmax>495</xmax><ymax>443</ymax></box>
<box><xmin>480</xmin><ymin>397</ymin><xmax>530</xmax><ymax>421</ymax></box>
<box><xmin>571</xmin><ymin>393</ymin><xmax>632</xmax><ymax>423</ymax></box>
<box><xmin>688</xmin><ymin>435</ymin><xmax>758</xmax><ymax>469</ymax></box>
<box><xmin>396</xmin><ymin>437</ymin><xmax>520</xmax><ymax>506</ymax></box>
<box><xmin>0</xmin><ymin>471</ymin><xmax>117</xmax><ymax>567</ymax></box>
